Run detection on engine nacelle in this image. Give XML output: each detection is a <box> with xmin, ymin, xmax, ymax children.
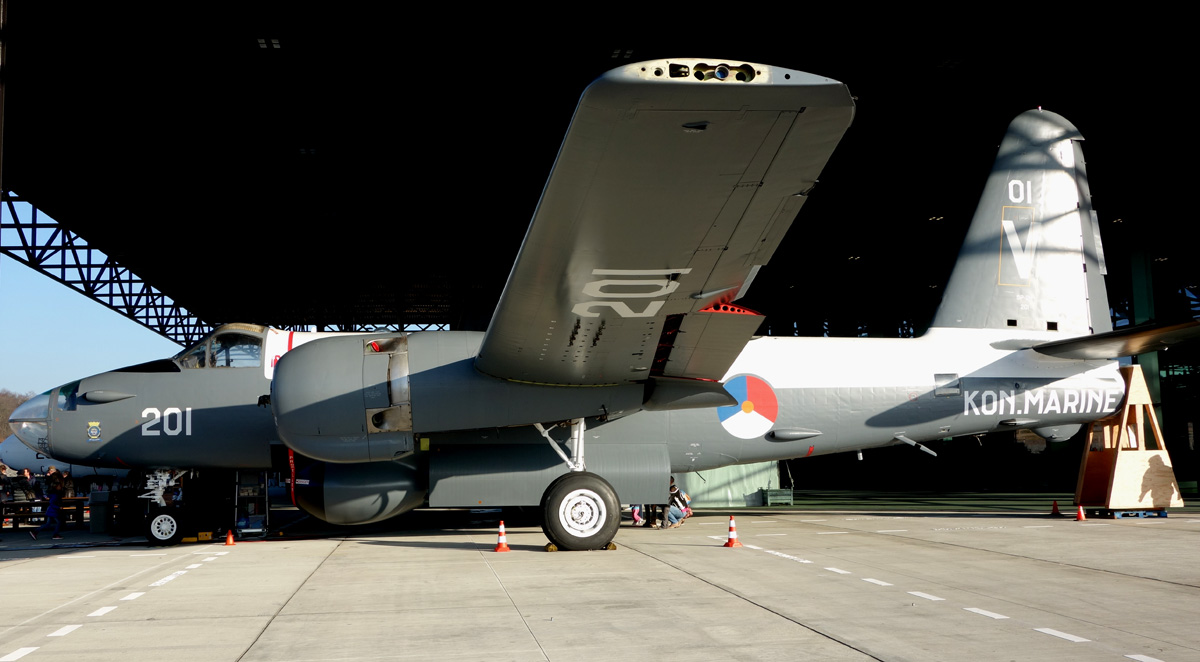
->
<box><xmin>272</xmin><ymin>331</ymin><xmax>643</xmax><ymax>463</ymax></box>
<box><xmin>292</xmin><ymin>455</ymin><xmax>425</xmax><ymax>526</ymax></box>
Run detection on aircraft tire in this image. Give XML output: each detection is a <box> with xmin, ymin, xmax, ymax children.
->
<box><xmin>145</xmin><ymin>509</ymin><xmax>184</xmax><ymax>546</ymax></box>
<box><xmin>540</xmin><ymin>472</ymin><xmax>619</xmax><ymax>551</ymax></box>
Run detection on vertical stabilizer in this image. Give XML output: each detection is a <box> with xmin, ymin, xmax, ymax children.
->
<box><xmin>932</xmin><ymin>110</ymin><xmax>1111</xmax><ymax>335</ymax></box>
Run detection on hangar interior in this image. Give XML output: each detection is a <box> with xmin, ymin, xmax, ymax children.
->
<box><xmin>2</xmin><ymin>7</ymin><xmax>1195</xmax><ymax>494</ymax></box>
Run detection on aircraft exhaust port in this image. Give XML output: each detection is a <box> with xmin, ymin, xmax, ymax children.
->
<box><xmin>691</xmin><ymin>62</ymin><xmax>756</xmax><ymax>82</ymax></box>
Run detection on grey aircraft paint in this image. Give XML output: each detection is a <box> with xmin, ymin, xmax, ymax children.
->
<box><xmin>9</xmin><ymin>63</ymin><xmax>1162</xmax><ymax>550</ymax></box>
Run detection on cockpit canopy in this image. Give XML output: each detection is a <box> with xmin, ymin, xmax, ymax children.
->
<box><xmin>175</xmin><ymin>323</ymin><xmax>266</xmax><ymax>369</ymax></box>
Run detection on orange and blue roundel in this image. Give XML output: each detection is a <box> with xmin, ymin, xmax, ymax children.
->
<box><xmin>718</xmin><ymin>375</ymin><xmax>778</xmax><ymax>439</ymax></box>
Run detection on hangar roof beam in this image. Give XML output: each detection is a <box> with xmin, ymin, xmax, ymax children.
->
<box><xmin>0</xmin><ymin>192</ymin><xmax>210</xmax><ymax>346</ymax></box>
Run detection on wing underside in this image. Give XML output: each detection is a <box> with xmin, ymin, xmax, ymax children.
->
<box><xmin>476</xmin><ymin>59</ymin><xmax>855</xmax><ymax>386</ymax></box>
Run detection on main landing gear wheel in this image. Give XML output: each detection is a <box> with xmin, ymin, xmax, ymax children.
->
<box><xmin>540</xmin><ymin>472</ymin><xmax>620</xmax><ymax>551</ymax></box>
<box><xmin>146</xmin><ymin>509</ymin><xmax>184</xmax><ymax>546</ymax></box>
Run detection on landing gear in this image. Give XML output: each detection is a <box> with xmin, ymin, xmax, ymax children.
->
<box><xmin>540</xmin><ymin>472</ymin><xmax>619</xmax><ymax>551</ymax></box>
<box><xmin>145</xmin><ymin>508</ymin><xmax>184</xmax><ymax>546</ymax></box>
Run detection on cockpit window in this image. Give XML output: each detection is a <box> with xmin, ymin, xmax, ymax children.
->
<box><xmin>211</xmin><ymin>333</ymin><xmax>262</xmax><ymax>368</ymax></box>
<box><xmin>174</xmin><ymin>325</ymin><xmax>265</xmax><ymax>369</ymax></box>
<box><xmin>178</xmin><ymin>342</ymin><xmax>209</xmax><ymax>369</ymax></box>
<box><xmin>55</xmin><ymin>381</ymin><xmax>81</xmax><ymax>411</ymax></box>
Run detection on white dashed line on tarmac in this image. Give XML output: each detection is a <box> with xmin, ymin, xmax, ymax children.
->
<box><xmin>0</xmin><ymin>647</ymin><xmax>38</xmax><ymax>661</ymax></box>
<box><xmin>1034</xmin><ymin>628</ymin><xmax>1089</xmax><ymax>642</ymax></box>
<box><xmin>148</xmin><ymin>571</ymin><xmax>187</xmax><ymax>587</ymax></box>
<box><xmin>799</xmin><ymin>519</ymin><xmax>826</xmax><ymax>522</ymax></box>
<box><xmin>87</xmin><ymin>607</ymin><xmax>117</xmax><ymax>617</ymax></box>
<box><xmin>186</xmin><ymin>563</ymin><xmax>203</xmax><ymax>569</ymax></box>
<box><xmin>1126</xmin><ymin>654</ymin><xmax>1166</xmax><ymax>662</ymax></box>
<box><xmin>214</xmin><ymin>551</ymin><xmax>229</xmax><ymax>555</ymax></box>
<box><xmin>764</xmin><ymin>550</ymin><xmax>811</xmax><ymax>563</ymax></box>
<box><xmin>47</xmin><ymin>625</ymin><xmax>81</xmax><ymax>637</ymax></box>
<box><xmin>825</xmin><ymin>567</ymin><xmax>851</xmax><ymax>574</ymax></box>
<box><xmin>964</xmin><ymin>608</ymin><xmax>1009</xmax><ymax>619</ymax></box>
<box><xmin>120</xmin><ymin>592</ymin><xmax>145</xmax><ymax>601</ymax></box>
<box><xmin>756</xmin><ymin>533</ymin><xmax>786</xmax><ymax>536</ymax></box>
<box><xmin>706</xmin><ymin>536</ymin><xmax>725</xmax><ymax>541</ymax></box>
<box><xmin>862</xmin><ymin>578</ymin><xmax>892</xmax><ymax>586</ymax></box>
<box><xmin>876</xmin><ymin>529</ymin><xmax>907</xmax><ymax>533</ymax></box>
<box><xmin>202</xmin><ymin>557</ymin><xmax>218</xmax><ymax>561</ymax></box>
<box><xmin>907</xmin><ymin>591</ymin><xmax>945</xmax><ymax>601</ymax></box>
<box><xmin>743</xmin><ymin>544</ymin><xmax>762</xmax><ymax>550</ymax></box>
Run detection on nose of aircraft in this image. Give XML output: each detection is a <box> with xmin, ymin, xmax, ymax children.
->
<box><xmin>8</xmin><ymin>390</ymin><xmax>51</xmax><ymax>453</ymax></box>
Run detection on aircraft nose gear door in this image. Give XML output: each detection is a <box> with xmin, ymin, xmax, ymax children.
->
<box><xmin>540</xmin><ymin>471</ymin><xmax>620</xmax><ymax>551</ymax></box>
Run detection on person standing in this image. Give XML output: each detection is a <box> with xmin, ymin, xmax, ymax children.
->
<box><xmin>31</xmin><ymin>467</ymin><xmax>64</xmax><ymax>540</ymax></box>
<box><xmin>13</xmin><ymin>468</ymin><xmax>38</xmax><ymax>501</ymax></box>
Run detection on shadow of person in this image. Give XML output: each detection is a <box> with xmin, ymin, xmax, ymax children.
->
<box><xmin>1139</xmin><ymin>455</ymin><xmax>1179</xmax><ymax>505</ymax></box>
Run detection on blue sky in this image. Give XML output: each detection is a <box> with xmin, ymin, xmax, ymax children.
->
<box><xmin>1</xmin><ymin>255</ymin><xmax>182</xmax><ymax>395</ymax></box>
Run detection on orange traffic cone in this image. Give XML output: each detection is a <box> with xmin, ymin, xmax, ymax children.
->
<box><xmin>1051</xmin><ymin>500</ymin><xmax>1061</xmax><ymax>516</ymax></box>
<box><xmin>723</xmin><ymin>515</ymin><xmax>743</xmax><ymax>548</ymax></box>
<box><xmin>1075</xmin><ymin>505</ymin><xmax>1086</xmax><ymax>521</ymax></box>
<box><xmin>225</xmin><ymin>530</ymin><xmax>236</xmax><ymax>546</ymax></box>
<box><xmin>494</xmin><ymin>520</ymin><xmax>511</xmax><ymax>552</ymax></box>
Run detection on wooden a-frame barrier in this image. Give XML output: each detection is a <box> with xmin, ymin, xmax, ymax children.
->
<box><xmin>1075</xmin><ymin>365</ymin><xmax>1184</xmax><ymax>510</ymax></box>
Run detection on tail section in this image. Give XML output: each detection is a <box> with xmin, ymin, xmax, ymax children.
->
<box><xmin>932</xmin><ymin>109</ymin><xmax>1110</xmax><ymax>336</ymax></box>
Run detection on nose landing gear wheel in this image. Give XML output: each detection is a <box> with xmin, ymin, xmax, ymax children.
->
<box><xmin>540</xmin><ymin>472</ymin><xmax>619</xmax><ymax>551</ymax></box>
<box><xmin>146</xmin><ymin>509</ymin><xmax>184</xmax><ymax>546</ymax></box>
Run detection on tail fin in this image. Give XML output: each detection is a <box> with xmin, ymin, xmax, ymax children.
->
<box><xmin>932</xmin><ymin>109</ymin><xmax>1110</xmax><ymax>335</ymax></box>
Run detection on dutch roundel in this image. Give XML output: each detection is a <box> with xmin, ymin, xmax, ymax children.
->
<box><xmin>717</xmin><ymin>374</ymin><xmax>778</xmax><ymax>439</ymax></box>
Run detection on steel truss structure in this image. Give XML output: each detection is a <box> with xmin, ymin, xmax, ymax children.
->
<box><xmin>1</xmin><ymin>192</ymin><xmax>209</xmax><ymax>346</ymax></box>
<box><xmin>1</xmin><ymin>192</ymin><xmax>447</xmax><ymax>347</ymax></box>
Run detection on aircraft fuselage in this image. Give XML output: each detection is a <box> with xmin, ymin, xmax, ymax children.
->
<box><xmin>622</xmin><ymin>328</ymin><xmax>1122</xmax><ymax>471</ymax></box>
<box><xmin>23</xmin><ymin>328</ymin><xmax>1120</xmax><ymax>479</ymax></box>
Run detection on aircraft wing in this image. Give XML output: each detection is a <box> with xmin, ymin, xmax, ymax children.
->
<box><xmin>475</xmin><ymin>59</ymin><xmax>854</xmax><ymax>386</ymax></box>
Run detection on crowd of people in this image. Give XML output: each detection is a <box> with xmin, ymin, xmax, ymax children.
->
<box><xmin>0</xmin><ymin>462</ymin><xmax>76</xmax><ymax>540</ymax></box>
<box><xmin>630</xmin><ymin>477</ymin><xmax>693</xmax><ymax>529</ymax></box>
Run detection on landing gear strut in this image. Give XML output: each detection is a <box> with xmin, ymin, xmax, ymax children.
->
<box><xmin>140</xmin><ymin>469</ymin><xmax>190</xmax><ymax>545</ymax></box>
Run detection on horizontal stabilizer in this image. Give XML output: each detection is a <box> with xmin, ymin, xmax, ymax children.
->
<box><xmin>1032</xmin><ymin>320</ymin><xmax>1200</xmax><ymax>360</ymax></box>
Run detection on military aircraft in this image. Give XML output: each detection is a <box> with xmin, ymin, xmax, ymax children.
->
<box><xmin>10</xmin><ymin>58</ymin><xmax>1187</xmax><ymax>549</ymax></box>
<box><xmin>0</xmin><ymin>434</ymin><xmax>127</xmax><ymax>480</ymax></box>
